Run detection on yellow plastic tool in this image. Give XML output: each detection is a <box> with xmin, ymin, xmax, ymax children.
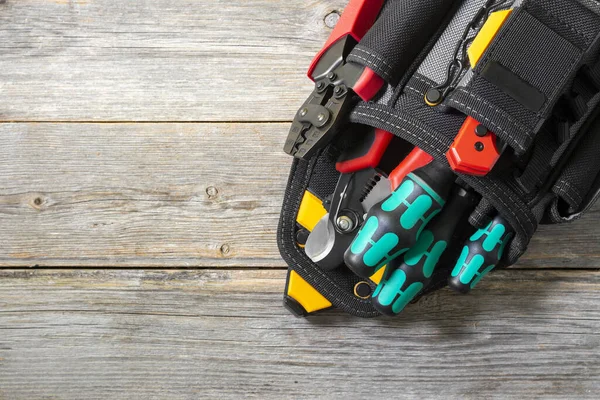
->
<box><xmin>296</xmin><ymin>191</ymin><xmax>327</xmax><ymax>231</ymax></box>
<box><xmin>285</xmin><ymin>190</ymin><xmax>332</xmax><ymax>316</ymax></box>
<box><xmin>285</xmin><ymin>270</ymin><xmax>332</xmax><ymax>315</ymax></box>
<box><xmin>287</xmin><ymin>190</ymin><xmax>381</xmax><ymax>316</ymax></box>
<box><xmin>468</xmin><ymin>9</ymin><xmax>513</xmax><ymax>68</ymax></box>
<box><xmin>369</xmin><ymin>267</ymin><xmax>385</xmax><ymax>285</ymax></box>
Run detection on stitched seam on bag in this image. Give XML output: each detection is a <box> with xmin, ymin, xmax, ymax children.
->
<box><xmin>557</xmin><ymin>180</ymin><xmax>584</xmax><ymax>203</ymax></box>
<box><xmin>348</xmin><ymin>53</ymin><xmax>392</xmax><ymax>81</ymax></box>
<box><xmin>353</xmin><ymin>111</ymin><xmax>446</xmax><ymax>153</ymax></box>
<box><xmin>561</xmin><ymin>189</ymin><xmax>581</xmax><ymax>207</ymax></box>
<box><xmin>354</xmin><ymin>105</ymin><xmax>449</xmax><ymax>152</ymax></box>
<box><xmin>353</xmin><ymin>47</ymin><xmax>394</xmax><ymax>69</ymax></box>
<box><xmin>357</xmin><ymin>104</ymin><xmax>448</xmax><ymax>148</ymax></box>
<box><xmin>412</xmin><ymin>74</ymin><xmax>434</xmax><ymax>86</ymax></box>
<box><xmin>471</xmin><ymin>207</ymin><xmax>487</xmax><ymax>219</ymax></box>
<box><xmin>544</xmin><ymin>53</ymin><xmax>583</xmax><ymax>118</ymax></box>
<box><xmin>448</xmin><ymin>96</ymin><xmax>528</xmax><ymax>152</ymax></box>
<box><xmin>404</xmin><ymin>85</ymin><xmax>424</xmax><ymax>96</ymax></box>
<box><xmin>486</xmin><ymin>179</ymin><xmax>534</xmax><ymax>235</ymax></box>
<box><xmin>455</xmin><ymin>88</ymin><xmax>532</xmax><ymax>136</ymax></box>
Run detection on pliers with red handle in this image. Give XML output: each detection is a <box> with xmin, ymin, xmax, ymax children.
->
<box><xmin>283</xmin><ymin>0</ymin><xmax>386</xmax><ymax>160</ymax></box>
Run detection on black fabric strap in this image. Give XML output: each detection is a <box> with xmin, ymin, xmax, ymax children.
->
<box><xmin>447</xmin><ymin>0</ymin><xmax>600</xmax><ymax>155</ymax></box>
<box><xmin>469</xmin><ymin>197</ymin><xmax>494</xmax><ymax>229</ymax></box>
<box><xmin>515</xmin><ymin>137</ymin><xmax>557</xmax><ymax>194</ymax></box>
<box><xmin>347</xmin><ymin>0</ymin><xmax>458</xmax><ymax>85</ymax></box>
<box><xmin>553</xmin><ymin>113</ymin><xmax>600</xmax><ymax>213</ymax></box>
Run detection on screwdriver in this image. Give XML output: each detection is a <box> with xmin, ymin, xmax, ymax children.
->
<box><xmin>372</xmin><ymin>187</ymin><xmax>478</xmax><ymax>316</ymax></box>
<box><xmin>448</xmin><ymin>214</ymin><xmax>513</xmax><ymax>293</ymax></box>
<box><xmin>344</xmin><ymin>150</ymin><xmax>456</xmax><ymax>278</ymax></box>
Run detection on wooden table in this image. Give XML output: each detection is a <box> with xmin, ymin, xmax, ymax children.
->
<box><xmin>0</xmin><ymin>1</ymin><xmax>599</xmax><ymax>398</ymax></box>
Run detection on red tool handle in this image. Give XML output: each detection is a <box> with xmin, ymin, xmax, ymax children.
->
<box><xmin>447</xmin><ymin>117</ymin><xmax>502</xmax><ymax>176</ymax></box>
<box><xmin>307</xmin><ymin>0</ymin><xmax>385</xmax><ymax>79</ymax></box>
<box><xmin>388</xmin><ymin>147</ymin><xmax>434</xmax><ymax>190</ymax></box>
<box><xmin>336</xmin><ymin>128</ymin><xmax>393</xmax><ymax>174</ymax></box>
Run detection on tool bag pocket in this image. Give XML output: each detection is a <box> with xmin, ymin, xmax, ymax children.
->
<box><xmin>547</xmin><ymin>116</ymin><xmax>600</xmax><ymax>223</ymax></box>
<box><xmin>278</xmin><ymin>146</ymin><xmax>380</xmax><ymax>317</ymax></box>
<box><xmin>446</xmin><ymin>0</ymin><xmax>600</xmax><ymax>156</ymax></box>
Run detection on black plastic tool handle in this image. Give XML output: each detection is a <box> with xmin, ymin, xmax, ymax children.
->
<box><xmin>372</xmin><ymin>187</ymin><xmax>478</xmax><ymax>316</ymax></box>
<box><xmin>344</xmin><ymin>158</ymin><xmax>456</xmax><ymax>278</ymax></box>
<box><xmin>448</xmin><ymin>215</ymin><xmax>514</xmax><ymax>293</ymax></box>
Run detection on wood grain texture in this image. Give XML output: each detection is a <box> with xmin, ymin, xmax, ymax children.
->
<box><xmin>0</xmin><ymin>122</ymin><xmax>599</xmax><ymax>268</ymax></box>
<box><xmin>0</xmin><ymin>0</ymin><xmax>344</xmax><ymax>122</ymax></box>
<box><xmin>0</xmin><ymin>122</ymin><xmax>290</xmax><ymax>267</ymax></box>
<box><xmin>0</xmin><ymin>268</ymin><xmax>598</xmax><ymax>399</ymax></box>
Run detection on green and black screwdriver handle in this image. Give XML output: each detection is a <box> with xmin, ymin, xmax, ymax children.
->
<box><xmin>344</xmin><ymin>149</ymin><xmax>514</xmax><ymax>316</ymax></box>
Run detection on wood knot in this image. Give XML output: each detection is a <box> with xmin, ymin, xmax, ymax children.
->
<box><xmin>206</xmin><ymin>186</ymin><xmax>219</xmax><ymax>200</ymax></box>
<box><xmin>324</xmin><ymin>11</ymin><xmax>340</xmax><ymax>29</ymax></box>
<box><xmin>220</xmin><ymin>244</ymin><xmax>230</xmax><ymax>256</ymax></box>
<box><xmin>31</xmin><ymin>195</ymin><xmax>45</xmax><ymax>210</ymax></box>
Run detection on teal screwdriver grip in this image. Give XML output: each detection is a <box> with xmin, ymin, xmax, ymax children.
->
<box><xmin>343</xmin><ymin>158</ymin><xmax>456</xmax><ymax>279</ymax></box>
<box><xmin>448</xmin><ymin>215</ymin><xmax>513</xmax><ymax>294</ymax></box>
<box><xmin>372</xmin><ymin>230</ymin><xmax>447</xmax><ymax>316</ymax></box>
<box><xmin>343</xmin><ymin>173</ymin><xmax>445</xmax><ymax>278</ymax></box>
<box><xmin>372</xmin><ymin>188</ymin><xmax>478</xmax><ymax>315</ymax></box>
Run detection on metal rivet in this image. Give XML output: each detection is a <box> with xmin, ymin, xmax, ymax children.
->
<box><xmin>317</xmin><ymin>113</ymin><xmax>326</xmax><ymax>122</ymax></box>
<box><xmin>354</xmin><ymin>281</ymin><xmax>372</xmax><ymax>299</ymax></box>
<box><xmin>334</xmin><ymin>86</ymin><xmax>342</xmax><ymax>94</ymax></box>
<box><xmin>336</xmin><ymin>215</ymin><xmax>354</xmax><ymax>232</ymax></box>
<box><xmin>425</xmin><ymin>88</ymin><xmax>443</xmax><ymax>106</ymax></box>
<box><xmin>327</xmin><ymin>72</ymin><xmax>336</xmax><ymax>80</ymax></box>
<box><xmin>299</xmin><ymin>108</ymin><xmax>308</xmax><ymax>117</ymax></box>
<box><xmin>475</xmin><ymin>142</ymin><xmax>485</xmax><ymax>152</ymax></box>
<box><xmin>475</xmin><ymin>125</ymin><xmax>488</xmax><ymax>137</ymax></box>
<box><xmin>295</xmin><ymin>229</ymin><xmax>310</xmax><ymax>245</ymax></box>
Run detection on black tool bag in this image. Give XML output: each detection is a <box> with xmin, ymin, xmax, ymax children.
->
<box><xmin>278</xmin><ymin>0</ymin><xmax>600</xmax><ymax>317</ymax></box>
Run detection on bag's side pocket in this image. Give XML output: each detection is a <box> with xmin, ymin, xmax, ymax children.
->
<box><xmin>547</xmin><ymin>116</ymin><xmax>600</xmax><ymax>222</ymax></box>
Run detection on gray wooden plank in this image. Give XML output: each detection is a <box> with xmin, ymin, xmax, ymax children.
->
<box><xmin>0</xmin><ymin>0</ymin><xmax>344</xmax><ymax>122</ymax></box>
<box><xmin>0</xmin><ymin>268</ymin><xmax>598</xmax><ymax>399</ymax></box>
<box><xmin>1</xmin><ymin>122</ymin><xmax>600</xmax><ymax>268</ymax></box>
<box><xmin>0</xmin><ymin>122</ymin><xmax>289</xmax><ymax>267</ymax></box>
